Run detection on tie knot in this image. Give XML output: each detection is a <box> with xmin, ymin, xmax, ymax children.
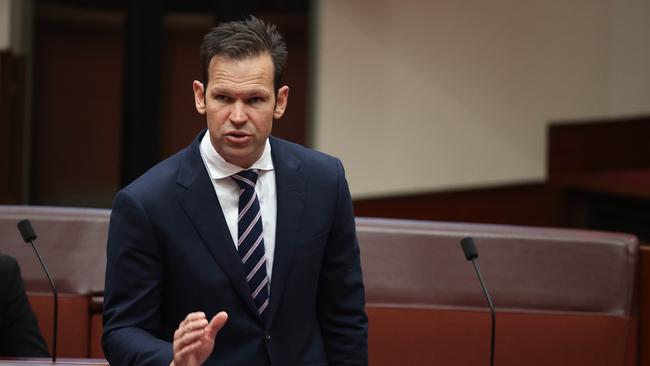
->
<box><xmin>232</xmin><ymin>169</ymin><xmax>260</xmax><ymax>190</ymax></box>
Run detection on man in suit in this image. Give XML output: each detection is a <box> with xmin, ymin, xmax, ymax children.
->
<box><xmin>102</xmin><ymin>16</ymin><xmax>368</xmax><ymax>366</ymax></box>
<box><xmin>0</xmin><ymin>252</ymin><xmax>50</xmax><ymax>357</ymax></box>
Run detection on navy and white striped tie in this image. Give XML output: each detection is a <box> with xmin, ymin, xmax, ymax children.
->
<box><xmin>232</xmin><ymin>169</ymin><xmax>269</xmax><ymax>318</ymax></box>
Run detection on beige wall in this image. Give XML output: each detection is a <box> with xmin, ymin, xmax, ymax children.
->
<box><xmin>0</xmin><ymin>0</ymin><xmax>31</xmax><ymax>54</ymax></box>
<box><xmin>0</xmin><ymin>0</ymin><xmax>30</xmax><ymax>53</ymax></box>
<box><xmin>0</xmin><ymin>0</ymin><xmax>10</xmax><ymax>50</ymax></box>
<box><xmin>313</xmin><ymin>0</ymin><xmax>650</xmax><ymax>198</ymax></box>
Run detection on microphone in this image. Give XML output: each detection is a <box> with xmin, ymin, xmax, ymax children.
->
<box><xmin>17</xmin><ymin>219</ymin><xmax>58</xmax><ymax>363</ymax></box>
<box><xmin>460</xmin><ymin>237</ymin><xmax>495</xmax><ymax>366</ymax></box>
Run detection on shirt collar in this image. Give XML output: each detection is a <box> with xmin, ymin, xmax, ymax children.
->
<box><xmin>199</xmin><ymin>132</ymin><xmax>274</xmax><ymax>180</ymax></box>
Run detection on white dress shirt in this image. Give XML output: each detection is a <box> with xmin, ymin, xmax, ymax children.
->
<box><xmin>199</xmin><ymin>133</ymin><xmax>277</xmax><ymax>283</ymax></box>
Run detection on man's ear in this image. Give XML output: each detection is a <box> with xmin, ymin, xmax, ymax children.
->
<box><xmin>193</xmin><ymin>80</ymin><xmax>206</xmax><ymax>114</ymax></box>
<box><xmin>273</xmin><ymin>86</ymin><xmax>289</xmax><ymax>119</ymax></box>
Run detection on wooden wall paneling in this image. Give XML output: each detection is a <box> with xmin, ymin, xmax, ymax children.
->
<box><xmin>0</xmin><ymin>51</ymin><xmax>26</xmax><ymax>204</ymax></box>
<box><xmin>31</xmin><ymin>7</ymin><xmax>124</xmax><ymax>207</ymax></box>
<box><xmin>160</xmin><ymin>14</ymin><xmax>213</xmax><ymax>158</ymax></box>
<box><xmin>353</xmin><ymin>183</ymin><xmax>568</xmax><ymax>227</ymax></box>
<box><xmin>0</xmin><ymin>52</ymin><xmax>11</xmax><ymax>203</ymax></box>
<box><xmin>120</xmin><ymin>1</ymin><xmax>164</xmax><ymax>186</ymax></box>
<box><xmin>548</xmin><ymin>115</ymin><xmax>650</xmax><ymax>183</ymax></box>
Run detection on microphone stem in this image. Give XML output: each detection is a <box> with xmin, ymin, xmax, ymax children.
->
<box><xmin>30</xmin><ymin>241</ymin><xmax>58</xmax><ymax>363</ymax></box>
<box><xmin>472</xmin><ymin>259</ymin><xmax>495</xmax><ymax>366</ymax></box>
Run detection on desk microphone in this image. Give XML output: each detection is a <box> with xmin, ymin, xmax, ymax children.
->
<box><xmin>460</xmin><ymin>237</ymin><xmax>495</xmax><ymax>366</ymax></box>
<box><xmin>17</xmin><ymin>219</ymin><xmax>58</xmax><ymax>363</ymax></box>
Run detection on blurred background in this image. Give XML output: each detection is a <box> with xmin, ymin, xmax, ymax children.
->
<box><xmin>1</xmin><ymin>0</ymin><xmax>649</xmax><ymax>238</ymax></box>
<box><xmin>1</xmin><ymin>2</ymin><xmax>650</xmax><ymax>361</ymax></box>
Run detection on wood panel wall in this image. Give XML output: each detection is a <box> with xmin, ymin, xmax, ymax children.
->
<box><xmin>0</xmin><ymin>51</ymin><xmax>26</xmax><ymax>204</ymax></box>
<box><xmin>31</xmin><ymin>7</ymin><xmax>124</xmax><ymax>207</ymax></box>
<box><xmin>353</xmin><ymin>183</ymin><xmax>568</xmax><ymax>227</ymax></box>
<box><xmin>548</xmin><ymin>115</ymin><xmax>650</xmax><ymax>183</ymax></box>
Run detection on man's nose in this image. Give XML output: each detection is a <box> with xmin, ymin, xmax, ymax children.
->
<box><xmin>230</xmin><ymin>101</ymin><xmax>247</xmax><ymax>123</ymax></box>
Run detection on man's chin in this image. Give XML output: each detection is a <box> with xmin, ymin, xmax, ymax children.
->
<box><xmin>221</xmin><ymin>149</ymin><xmax>260</xmax><ymax>169</ymax></box>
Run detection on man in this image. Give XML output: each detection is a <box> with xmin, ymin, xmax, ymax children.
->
<box><xmin>102</xmin><ymin>16</ymin><xmax>368</xmax><ymax>366</ymax></box>
<box><xmin>0</xmin><ymin>252</ymin><xmax>50</xmax><ymax>357</ymax></box>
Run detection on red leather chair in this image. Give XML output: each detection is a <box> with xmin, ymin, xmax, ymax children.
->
<box><xmin>0</xmin><ymin>205</ymin><xmax>109</xmax><ymax>358</ymax></box>
<box><xmin>358</xmin><ymin>218</ymin><xmax>639</xmax><ymax>366</ymax></box>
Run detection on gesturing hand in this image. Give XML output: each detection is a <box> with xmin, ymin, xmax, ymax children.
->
<box><xmin>170</xmin><ymin>311</ymin><xmax>228</xmax><ymax>366</ymax></box>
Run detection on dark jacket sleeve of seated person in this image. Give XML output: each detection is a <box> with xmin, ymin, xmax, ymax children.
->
<box><xmin>0</xmin><ymin>253</ymin><xmax>50</xmax><ymax>357</ymax></box>
<box><xmin>102</xmin><ymin>134</ymin><xmax>368</xmax><ymax>365</ymax></box>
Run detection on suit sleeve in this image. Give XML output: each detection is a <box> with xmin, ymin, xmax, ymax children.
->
<box><xmin>317</xmin><ymin>159</ymin><xmax>369</xmax><ymax>365</ymax></box>
<box><xmin>102</xmin><ymin>189</ymin><xmax>173</xmax><ymax>365</ymax></box>
<box><xmin>0</xmin><ymin>255</ymin><xmax>50</xmax><ymax>357</ymax></box>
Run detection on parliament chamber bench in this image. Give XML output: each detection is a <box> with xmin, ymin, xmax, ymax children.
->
<box><xmin>358</xmin><ymin>218</ymin><xmax>639</xmax><ymax>366</ymax></box>
<box><xmin>0</xmin><ymin>206</ymin><xmax>642</xmax><ymax>365</ymax></box>
<box><xmin>0</xmin><ymin>206</ymin><xmax>109</xmax><ymax>358</ymax></box>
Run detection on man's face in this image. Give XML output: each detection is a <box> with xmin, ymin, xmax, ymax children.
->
<box><xmin>193</xmin><ymin>53</ymin><xmax>289</xmax><ymax>168</ymax></box>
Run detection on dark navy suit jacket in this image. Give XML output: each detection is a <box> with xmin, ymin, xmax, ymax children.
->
<box><xmin>102</xmin><ymin>131</ymin><xmax>368</xmax><ymax>365</ymax></box>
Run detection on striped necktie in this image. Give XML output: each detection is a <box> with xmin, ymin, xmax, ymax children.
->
<box><xmin>231</xmin><ymin>169</ymin><xmax>269</xmax><ymax>318</ymax></box>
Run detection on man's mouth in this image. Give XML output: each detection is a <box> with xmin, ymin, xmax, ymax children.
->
<box><xmin>225</xmin><ymin>132</ymin><xmax>252</xmax><ymax>143</ymax></box>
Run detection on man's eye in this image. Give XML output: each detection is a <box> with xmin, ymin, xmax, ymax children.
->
<box><xmin>215</xmin><ymin>95</ymin><xmax>231</xmax><ymax>102</ymax></box>
<box><xmin>249</xmin><ymin>97</ymin><xmax>264</xmax><ymax>104</ymax></box>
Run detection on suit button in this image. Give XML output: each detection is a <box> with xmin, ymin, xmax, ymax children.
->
<box><xmin>265</xmin><ymin>333</ymin><xmax>271</xmax><ymax>340</ymax></box>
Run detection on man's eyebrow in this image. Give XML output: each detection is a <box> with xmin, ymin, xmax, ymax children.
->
<box><xmin>247</xmin><ymin>89</ymin><xmax>271</xmax><ymax>96</ymax></box>
<box><xmin>209</xmin><ymin>87</ymin><xmax>230</xmax><ymax>94</ymax></box>
<box><xmin>210</xmin><ymin>87</ymin><xmax>270</xmax><ymax>96</ymax></box>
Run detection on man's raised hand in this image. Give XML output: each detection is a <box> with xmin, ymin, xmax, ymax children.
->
<box><xmin>170</xmin><ymin>311</ymin><xmax>228</xmax><ymax>366</ymax></box>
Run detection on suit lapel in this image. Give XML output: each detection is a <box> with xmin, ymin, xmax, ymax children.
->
<box><xmin>266</xmin><ymin>137</ymin><xmax>306</xmax><ymax>329</ymax></box>
<box><xmin>176</xmin><ymin>132</ymin><xmax>260</xmax><ymax>318</ymax></box>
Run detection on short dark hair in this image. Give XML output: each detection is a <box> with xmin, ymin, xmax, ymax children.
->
<box><xmin>200</xmin><ymin>16</ymin><xmax>288</xmax><ymax>93</ymax></box>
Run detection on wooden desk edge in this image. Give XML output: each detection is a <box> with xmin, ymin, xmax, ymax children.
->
<box><xmin>0</xmin><ymin>358</ymin><xmax>108</xmax><ymax>365</ymax></box>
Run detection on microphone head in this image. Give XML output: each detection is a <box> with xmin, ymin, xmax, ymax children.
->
<box><xmin>17</xmin><ymin>219</ymin><xmax>37</xmax><ymax>242</ymax></box>
<box><xmin>460</xmin><ymin>237</ymin><xmax>478</xmax><ymax>260</ymax></box>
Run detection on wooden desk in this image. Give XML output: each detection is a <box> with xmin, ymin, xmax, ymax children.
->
<box><xmin>555</xmin><ymin>169</ymin><xmax>650</xmax><ymax>366</ymax></box>
<box><xmin>641</xmin><ymin>246</ymin><xmax>650</xmax><ymax>366</ymax></box>
<box><xmin>0</xmin><ymin>358</ymin><xmax>107</xmax><ymax>365</ymax></box>
<box><xmin>560</xmin><ymin>168</ymin><xmax>650</xmax><ymax>200</ymax></box>
<box><xmin>559</xmin><ymin>169</ymin><xmax>650</xmax><ymax>242</ymax></box>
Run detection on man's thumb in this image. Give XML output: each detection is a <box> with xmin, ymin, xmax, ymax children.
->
<box><xmin>205</xmin><ymin>311</ymin><xmax>228</xmax><ymax>340</ymax></box>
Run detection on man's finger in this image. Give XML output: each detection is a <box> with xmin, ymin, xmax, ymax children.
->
<box><xmin>174</xmin><ymin>339</ymin><xmax>202</xmax><ymax>361</ymax></box>
<box><xmin>173</xmin><ymin>318</ymin><xmax>208</xmax><ymax>342</ymax></box>
<box><xmin>205</xmin><ymin>311</ymin><xmax>228</xmax><ymax>341</ymax></box>
<box><xmin>185</xmin><ymin>318</ymin><xmax>209</xmax><ymax>333</ymax></box>
<box><xmin>180</xmin><ymin>312</ymin><xmax>206</xmax><ymax>326</ymax></box>
<box><xmin>174</xmin><ymin>328</ymin><xmax>207</xmax><ymax>352</ymax></box>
